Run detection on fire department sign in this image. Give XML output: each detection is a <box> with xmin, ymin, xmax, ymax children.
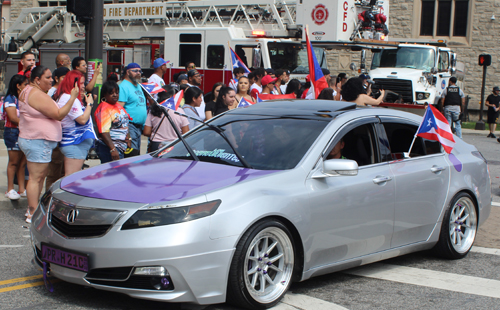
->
<box><xmin>311</xmin><ymin>4</ymin><xmax>329</xmax><ymax>26</ymax></box>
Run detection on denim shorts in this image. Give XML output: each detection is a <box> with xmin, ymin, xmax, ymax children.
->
<box><xmin>60</xmin><ymin>138</ymin><xmax>94</xmax><ymax>160</ymax></box>
<box><xmin>18</xmin><ymin>137</ymin><xmax>58</xmax><ymax>163</ymax></box>
<box><xmin>4</xmin><ymin>127</ymin><xmax>20</xmax><ymax>151</ymax></box>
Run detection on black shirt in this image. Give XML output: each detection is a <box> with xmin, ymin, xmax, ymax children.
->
<box><xmin>487</xmin><ymin>94</ymin><xmax>500</xmax><ymax>113</ymax></box>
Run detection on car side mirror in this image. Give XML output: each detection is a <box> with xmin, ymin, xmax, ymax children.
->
<box><xmin>252</xmin><ymin>47</ymin><xmax>262</xmax><ymax>68</ymax></box>
<box><xmin>312</xmin><ymin>159</ymin><xmax>359</xmax><ymax>178</ymax></box>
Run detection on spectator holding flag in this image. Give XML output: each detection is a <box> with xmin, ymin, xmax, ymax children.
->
<box><xmin>304</xmin><ymin>26</ymin><xmax>329</xmax><ymax>99</ymax></box>
<box><xmin>235</xmin><ymin>76</ymin><xmax>255</xmax><ymax>105</ymax></box>
<box><xmin>148</xmin><ymin>58</ymin><xmax>168</xmax><ymax>100</ymax></box>
<box><xmin>261</xmin><ymin>75</ymin><xmax>278</xmax><ymax>95</ymax></box>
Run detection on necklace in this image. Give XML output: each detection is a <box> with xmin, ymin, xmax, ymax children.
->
<box><xmin>31</xmin><ymin>83</ymin><xmax>48</xmax><ymax>94</ymax></box>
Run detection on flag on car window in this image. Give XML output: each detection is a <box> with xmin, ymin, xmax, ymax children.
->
<box><xmin>237</xmin><ymin>97</ymin><xmax>253</xmax><ymax>108</ymax></box>
<box><xmin>141</xmin><ymin>82</ymin><xmax>165</xmax><ymax>94</ymax></box>
<box><xmin>416</xmin><ymin>104</ymin><xmax>455</xmax><ymax>154</ymax></box>
<box><xmin>229</xmin><ymin>46</ymin><xmax>251</xmax><ymax>77</ymax></box>
<box><xmin>161</xmin><ymin>90</ymin><xmax>184</xmax><ymax>110</ymax></box>
<box><xmin>305</xmin><ymin>26</ymin><xmax>329</xmax><ymax>99</ymax></box>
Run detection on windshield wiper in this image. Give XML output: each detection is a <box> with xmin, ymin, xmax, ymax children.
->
<box><xmin>141</xmin><ymin>86</ymin><xmax>252</xmax><ymax>169</ymax></box>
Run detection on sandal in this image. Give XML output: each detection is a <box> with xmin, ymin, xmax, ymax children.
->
<box><xmin>25</xmin><ymin>209</ymin><xmax>33</xmax><ymax>223</ymax></box>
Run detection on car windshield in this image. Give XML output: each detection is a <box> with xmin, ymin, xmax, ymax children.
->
<box><xmin>155</xmin><ymin>114</ymin><xmax>328</xmax><ymax>170</ymax></box>
<box><xmin>268</xmin><ymin>42</ymin><xmax>327</xmax><ymax>74</ymax></box>
<box><xmin>371</xmin><ymin>47</ymin><xmax>436</xmax><ymax>71</ymax></box>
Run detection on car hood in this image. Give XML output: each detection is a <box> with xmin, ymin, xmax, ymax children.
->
<box><xmin>60</xmin><ymin>156</ymin><xmax>278</xmax><ymax>204</ymax></box>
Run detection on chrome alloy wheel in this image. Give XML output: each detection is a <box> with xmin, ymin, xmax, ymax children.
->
<box><xmin>449</xmin><ymin>196</ymin><xmax>477</xmax><ymax>254</ymax></box>
<box><xmin>243</xmin><ymin>227</ymin><xmax>294</xmax><ymax>304</ymax></box>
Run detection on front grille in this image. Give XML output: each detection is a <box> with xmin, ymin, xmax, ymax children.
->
<box><xmin>86</xmin><ymin>267</ymin><xmax>133</xmax><ymax>280</ymax></box>
<box><xmin>373</xmin><ymin>78</ymin><xmax>413</xmax><ymax>103</ymax></box>
<box><xmin>87</xmin><ymin>275</ymin><xmax>175</xmax><ymax>291</ymax></box>
<box><xmin>50</xmin><ymin>215</ymin><xmax>111</xmax><ymax>238</ymax></box>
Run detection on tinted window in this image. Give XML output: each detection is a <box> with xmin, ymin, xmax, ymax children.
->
<box><xmin>437</xmin><ymin>0</ymin><xmax>452</xmax><ymax>36</ymax></box>
<box><xmin>180</xmin><ymin>34</ymin><xmax>202</xmax><ymax>43</ymax></box>
<box><xmin>327</xmin><ymin>124</ymin><xmax>378</xmax><ymax>166</ymax></box>
<box><xmin>179</xmin><ymin>44</ymin><xmax>201</xmax><ymax>68</ymax></box>
<box><xmin>382</xmin><ymin>122</ymin><xmax>441</xmax><ymax>159</ymax></box>
<box><xmin>453</xmin><ymin>0</ymin><xmax>469</xmax><ymax>37</ymax></box>
<box><xmin>156</xmin><ymin>115</ymin><xmax>328</xmax><ymax>170</ymax></box>
<box><xmin>207</xmin><ymin>45</ymin><xmax>224</xmax><ymax>69</ymax></box>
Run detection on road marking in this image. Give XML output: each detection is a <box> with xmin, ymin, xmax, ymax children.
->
<box><xmin>491</xmin><ymin>202</ymin><xmax>500</xmax><ymax>207</ymax></box>
<box><xmin>345</xmin><ymin>263</ymin><xmax>500</xmax><ymax>299</ymax></box>
<box><xmin>0</xmin><ymin>275</ymin><xmax>43</xmax><ymax>286</ymax></box>
<box><xmin>0</xmin><ymin>281</ymin><xmax>46</xmax><ymax>293</ymax></box>
<box><xmin>278</xmin><ymin>293</ymin><xmax>349</xmax><ymax>310</ymax></box>
<box><xmin>0</xmin><ymin>245</ymin><xmax>24</xmax><ymax>248</ymax></box>
<box><xmin>471</xmin><ymin>246</ymin><xmax>500</xmax><ymax>256</ymax></box>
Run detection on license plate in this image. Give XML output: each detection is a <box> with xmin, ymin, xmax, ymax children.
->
<box><xmin>41</xmin><ymin>243</ymin><xmax>89</xmax><ymax>272</ymax></box>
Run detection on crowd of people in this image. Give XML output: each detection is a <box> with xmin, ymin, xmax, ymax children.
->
<box><xmin>2</xmin><ymin>52</ymin><xmax>384</xmax><ymax>223</ymax></box>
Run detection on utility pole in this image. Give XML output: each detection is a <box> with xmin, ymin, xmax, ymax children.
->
<box><xmin>475</xmin><ymin>54</ymin><xmax>491</xmax><ymax>130</ymax></box>
<box><xmin>87</xmin><ymin>0</ymin><xmax>104</xmax><ymax>101</ymax></box>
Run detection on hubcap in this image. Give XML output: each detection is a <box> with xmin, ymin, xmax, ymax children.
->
<box><xmin>244</xmin><ymin>227</ymin><xmax>294</xmax><ymax>304</ymax></box>
<box><xmin>449</xmin><ymin>197</ymin><xmax>477</xmax><ymax>254</ymax></box>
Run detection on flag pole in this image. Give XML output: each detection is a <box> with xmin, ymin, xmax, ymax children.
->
<box><xmin>406</xmin><ymin>105</ymin><xmax>430</xmax><ymax>157</ymax></box>
<box><xmin>406</xmin><ymin>134</ymin><xmax>417</xmax><ymax>158</ymax></box>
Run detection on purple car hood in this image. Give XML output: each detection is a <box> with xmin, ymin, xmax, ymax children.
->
<box><xmin>60</xmin><ymin>156</ymin><xmax>277</xmax><ymax>204</ymax></box>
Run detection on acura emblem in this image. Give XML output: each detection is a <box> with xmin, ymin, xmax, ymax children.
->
<box><xmin>67</xmin><ymin>209</ymin><xmax>79</xmax><ymax>223</ymax></box>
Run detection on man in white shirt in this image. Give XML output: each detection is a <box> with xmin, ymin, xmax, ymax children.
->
<box><xmin>148</xmin><ymin>58</ymin><xmax>168</xmax><ymax>100</ymax></box>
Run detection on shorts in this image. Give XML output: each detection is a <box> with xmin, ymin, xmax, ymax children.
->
<box><xmin>487</xmin><ymin>110</ymin><xmax>499</xmax><ymax>124</ymax></box>
<box><xmin>18</xmin><ymin>138</ymin><xmax>58</xmax><ymax>163</ymax></box>
<box><xmin>60</xmin><ymin>138</ymin><xmax>94</xmax><ymax>160</ymax></box>
<box><xmin>4</xmin><ymin>127</ymin><xmax>20</xmax><ymax>151</ymax></box>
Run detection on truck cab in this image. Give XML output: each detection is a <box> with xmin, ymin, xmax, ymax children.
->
<box><xmin>369</xmin><ymin>44</ymin><xmax>460</xmax><ymax>105</ymax></box>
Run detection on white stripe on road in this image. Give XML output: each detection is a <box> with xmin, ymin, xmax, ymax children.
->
<box><xmin>275</xmin><ymin>293</ymin><xmax>349</xmax><ymax>310</ymax></box>
<box><xmin>345</xmin><ymin>263</ymin><xmax>500</xmax><ymax>299</ymax></box>
<box><xmin>471</xmin><ymin>246</ymin><xmax>500</xmax><ymax>256</ymax></box>
<box><xmin>491</xmin><ymin>201</ymin><xmax>500</xmax><ymax>207</ymax></box>
<box><xmin>0</xmin><ymin>245</ymin><xmax>24</xmax><ymax>248</ymax></box>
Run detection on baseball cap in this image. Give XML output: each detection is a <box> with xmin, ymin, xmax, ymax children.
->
<box><xmin>359</xmin><ymin>74</ymin><xmax>371</xmax><ymax>80</ymax></box>
<box><xmin>176</xmin><ymin>74</ymin><xmax>188</xmax><ymax>83</ymax></box>
<box><xmin>261</xmin><ymin>75</ymin><xmax>278</xmax><ymax>86</ymax></box>
<box><xmin>126</xmin><ymin>63</ymin><xmax>141</xmax><ymax>70</ymax></box>
<box><xmin>494</xmin><ymin>86</ymin><xmax>500</xmax><ymax>92</ymax></box>
<box><xmin>265</xmin><ymin>68</ymin><xmax>275</xmax><ymax>76</ymax></box>
<box><xmin>153</xmin><ymin>58</ymin><xmax>168</xmax><ymax>69</ymax></box>
<box><xmin>53</xmin><ymin>67</ymin><xmax>70</xmax><ymax>78</ymax></box>
<box><xmin>187</xmin><ymin>69</ymin><xmax>203</xmax><ymax>78</ymax></box>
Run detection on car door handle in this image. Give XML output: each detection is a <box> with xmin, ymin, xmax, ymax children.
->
<box><xmin>373</xmin><ymin>176</ymin><xmax>392</xmax><ymax>184</ymax></box>
<box><xmin>431</xmin><ymin>166</ymin><xmax>445</xmax><ymax>173</ymax></box>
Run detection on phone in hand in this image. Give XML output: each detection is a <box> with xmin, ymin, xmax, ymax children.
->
<box><xmin>336</xmin><ymin>76</ymin><xmax>341</xmax><ymax>84</ymax></box>
<box><xmin>74</xmin><ymin>77</ymin><xmax>79</xmax><ymax>87</ymax></box>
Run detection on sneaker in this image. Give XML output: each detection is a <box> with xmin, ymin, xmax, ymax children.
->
<box><xmin>25</xmin><ymin>216</ymin><xmax>32</xmax><ymax>224</ymax></box>
<box><xmin>25</xmin><ymin>208</ymin><xmax>30</xmax><ymax>217</ymax></box>
<box><xmin>492</xmin><ymin>133</ymin><xmax>497</xmax><ymax>138</ymax></box>
<box><xmin>6</xmin><ymin>189</ymin><xmax>21</xmax><ymax>200</ymax></box>
<box><xmin>487</xmin><ymin>133</ymin><xmax>493</xmax><ymax>138</ymax></box>
<box><xmin>18</xmin><ymin>190</ymin><xmax>27</xmax><ymax>197</ymax></box>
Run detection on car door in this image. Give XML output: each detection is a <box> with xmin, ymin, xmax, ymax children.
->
<box><xmin>305</xmin><ymin>118</ymin><xmax>395</xmax><ymax>269</ymax></box>
<box><xmin>380</xmin><ymin>117</ymin><xmax>451</xmax><ymax>248</ymax></box>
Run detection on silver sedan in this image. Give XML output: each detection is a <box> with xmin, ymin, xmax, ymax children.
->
<box><xmin>30</xmin><ymin>100</ymin><xmax>491</xmax><ymax>309</ymax></box>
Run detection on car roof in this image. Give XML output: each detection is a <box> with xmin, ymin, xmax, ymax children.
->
<box><xmin>225</xmin><ymin>100</ymin><xmax>357</xmax><ymax>120</ymax></box>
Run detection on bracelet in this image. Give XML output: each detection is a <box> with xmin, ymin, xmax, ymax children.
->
<box><xmin>110</xmin><ymin>148</ymin><xmax>117</xmax><ymax>153</ymax></box>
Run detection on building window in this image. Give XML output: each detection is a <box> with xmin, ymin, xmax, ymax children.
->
<box><xmin>38</xmin><ymin>1</ymin><xmax>67</xmax><ymax>6</ymax></box>
<box><xmin>420</xmin><ymin>0</ymin><xmax>468</xmax><ymax>37</ymax></box>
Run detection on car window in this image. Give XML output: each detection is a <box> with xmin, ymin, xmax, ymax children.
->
<box><xmin>382</xmin><ymin>122</ymin><xmax>441</xmax><ymax>159</ymax></box>
<box><xmin>156</xmin><ymin>115</ymin><xmax>328</xmax><ymax>170</ymax></box>
<box><xmin>325</xmin><ymin>124</ymin><xmax>378</xmax><ymax>167</ymax></box>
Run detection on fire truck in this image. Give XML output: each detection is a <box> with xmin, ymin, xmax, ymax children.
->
<box><xmin>2</xmin><ymin>0</ymin><xmax>392</xmax><ymax>94</ymax></box>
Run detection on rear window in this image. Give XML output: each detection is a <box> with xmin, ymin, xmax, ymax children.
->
<box><xmin>156</xmin><ymin>115</ymin><xmax>328</xmax><ymax>170</ymax></box>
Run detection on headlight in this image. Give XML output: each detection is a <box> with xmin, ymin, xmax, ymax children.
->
<box><xmin>416</xmin><ymin>92</ymin><xmax>430</xmax><ymax>100</ymax></box>
<box><xmin>39</xmin><ymin>191</ymin><xmax>52</xmax><ymax>214</ymax></box>
<box><xmin>122</xmin><ymin>200</ymin><xmax>221</xmax><ymax>230</ymax></box>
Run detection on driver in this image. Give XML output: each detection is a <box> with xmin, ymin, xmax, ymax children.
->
<box><xmin>326</xmin><ymin>138</ymin><xmax>345</xmax><ymax>160</ymax></box>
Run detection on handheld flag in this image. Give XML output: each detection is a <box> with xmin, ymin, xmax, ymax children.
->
<box><xmin>305</xmin><ymin>26</ymin><xmax>329</xmax><ymax>99</ymax></box>
<box><xmin>229</xmin><ymin>46</ymin><xmax>251</xmax><ymax>77</ymax></box>
<box><xmin>256</xmin><ymin>95</ymin><xmax>265</xmax><ymax>103</ymax></box>
<box><xmin>416</xmin><ymin>105</ymin><xmax>455</xmax><ymax>154</ymax></box>
<box><xmin>257</xmin><ymin>93</ymin><xmax>297</xmax><ymax>100</ymax></box>
<box><xmin>141</xmin><ymin>82</ymin><xmax>165</xmax><ymax>94</ymax></box>
<box><xmin>161</xmin><ymin>90</ymin><xmax>184</xmax><ymax>110</ymax></box>
<box><xmin>237</xmin><ymin>97</ymin><xmax>253</xmax><ymax>108</ymax></box>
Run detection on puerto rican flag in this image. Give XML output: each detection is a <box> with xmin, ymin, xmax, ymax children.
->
<box><xmin>416</xmin><ymin>104</ymin><xmax>455</xmax><ymax>154</ymax></box>
<box><xmin>161</xmin><ymin>90</ymin><xmax>184</xmax><ymax>110</ymax></box>
<box><xmin>237</xmin><ymin>97</ymin><xmax>253</xmax><ymax>108</ymax></box>
<box><xmin>230</xmin><ymin>47</ymin><xmax>250</xmax><ymax>76</ymax></box>
<box><xmin>141</xmin><ymin>82</ymin><xmax>165</xmax><ymax>94</ymax></box>
<box><xmin>256</xmin><ymin>95</ymin><xmax>265</xmax><ymax>103</ymax></box>
<box><xmin>305</xmin><ymin>27</ymin><xmax>328</xmax><ymax>99</ymax></box>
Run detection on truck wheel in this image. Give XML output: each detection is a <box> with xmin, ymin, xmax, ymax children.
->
<box><xmin>433</xmin><ymin>192</ymin><xmax>477</xmax><ymax>259</ymax></box>
<box><xmin>227</xmin><ymin>219</ymin><xmax>295</xmax><ymax>309</ymax></box>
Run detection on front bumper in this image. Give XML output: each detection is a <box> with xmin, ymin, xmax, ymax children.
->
<box><xmin>30</xmin><ymin>200</ymin><xmax>237</xmax><ymax>305</ymax></box>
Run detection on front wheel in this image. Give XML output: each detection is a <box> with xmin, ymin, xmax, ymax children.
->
<box><xmin>227</xmin><ymin>219</ymin><xmax>295</xmax><ymax>309</ymax></box>
<box><xmin>433</xmin><ymin>192</ymin><xmax>477</xmax><ymax>259</ymax></box>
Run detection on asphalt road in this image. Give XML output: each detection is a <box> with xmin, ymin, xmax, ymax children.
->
<box><xmin>1</xmin><ymin>131</ymin><xmax>500</xmax><ymax>310</ymax></box>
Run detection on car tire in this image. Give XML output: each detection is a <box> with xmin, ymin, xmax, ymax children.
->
<box><xmin>433</xmin><ymin>192</ymin><xmax>477</xmax><ymax>259</ymax></box>
<box><xmin>227</xmin><ymin>219</ymin><xmax>295</xmax><ymax>309</ymax></box>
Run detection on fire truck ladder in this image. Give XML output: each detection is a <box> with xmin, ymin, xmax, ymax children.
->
<box><xmin>4</xmin><ymin>0</ymin><xmax>298</xmax><ymax>55</ymax></box>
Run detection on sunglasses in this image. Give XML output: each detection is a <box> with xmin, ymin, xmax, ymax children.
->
<box><xmin>129</xmin><ymin>69</ymin><xmax>143</xmax><ymax>74</ymax></box>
